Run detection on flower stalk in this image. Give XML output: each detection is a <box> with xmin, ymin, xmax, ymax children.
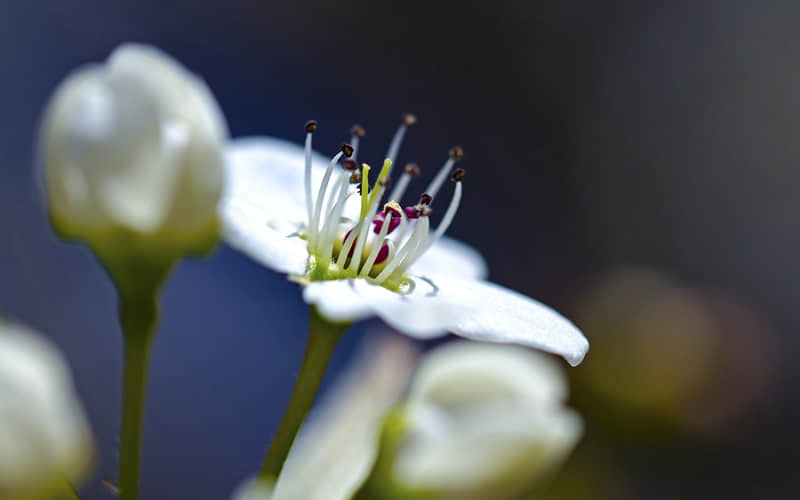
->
<box><xmin>118</xmin><ymin>290</ymin><xmax>159</xmax><ymax>500</ymax></box>
<box><xmin>259</xmin><ymin>306</ymin><xmax>351</xmax><ymax>482</ymax></box>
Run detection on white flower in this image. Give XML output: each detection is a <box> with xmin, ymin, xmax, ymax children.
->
<box><xmin>381</xmin><ymin>341</ymin><xmax>583</xmax><ymax>500</ymax></box>
<box><xmin>40</xmin><ymin>43</ymin><xmax>227</xmax><ymax>258</ymax></box>
<box><xmin>221</xmin><ymin>118</ymin><xmax>588</xmax><ymax>366</ymax></box>
<box><xmin>0</xmin><ymin>321</ymin><xmax>93</xmax><ymax>499</ymax></box>
<box><xmin>231</xmin><ymin>337</ymin><xmax>582</xmax><ymax>500</ymax></box>
<box><xmin>232</xmin><ymin>335</ymin><xmax>418</xmax><ymax>500</ymax></box>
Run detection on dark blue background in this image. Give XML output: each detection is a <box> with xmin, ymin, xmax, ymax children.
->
<box><xmin>1</xmin><ymin>1</ymin><xmax>798</xmax><ymax>498</ymax></box>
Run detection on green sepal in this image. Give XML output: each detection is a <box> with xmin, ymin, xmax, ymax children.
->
<box><xmin>352</xmin><ymin>408</ymin><xmax>436</xmax><ymax>500</ymax></box>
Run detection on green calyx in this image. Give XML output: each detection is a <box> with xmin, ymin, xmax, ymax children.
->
<box><xmin>352</xmin><ymin>408</ymin><xmax>436</xmax><ymax>500</ymax></box>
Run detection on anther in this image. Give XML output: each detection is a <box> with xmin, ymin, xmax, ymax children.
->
<box><xmin>405</xmin><ymin>163</ymin><xmax>421</xmax><ymax>176</ymax></box>
<box><xmin>402</xmin><ymin>113</ymin><xmax>417</xmax><ymax>126</ymax></box>
<box><xmin>341</xmin><ymin>143</ymin><xmax>354</xmax><ymax>157</ymax></box>
<box><xmin>419</xmin><ymin>193</ymin><xmax>433</xmax><ymax>206</ymax></box>
<box><xmin>404</xmin><ymin>206</ymin><xmax>419</xmax><ymax>219</ymax></box>
<box><xmin>351</xmin><ymin>124</ymin><xmax>366</xmax><ymax>137</ymax></box>
<box><xmin>342</xmin><ymin>158</ymin><xmax>357</xmax><ymax>171</ymax></box>
<box><xmin>418</xmin><ymin>205</ymin><xmax>433</xmax><ymax>217</ymax></box>
<box><xmin>448</xmin><ymin>146</ymin><xmax>464</xmax><ymax>161</ymax></box>
<box><xmin>350</xmin><ymin>171</ymin><xmax>362</xmax><ymax>184</ymax></box>
<box><xmin>451</xmin><ymin>168</ymin><xmax>465</xmax><ymax>182</ymax></box>
<box><xmin>305</xmin><ymin>120</ymin><xmax>318</xmax><ymax>133</ymax></box>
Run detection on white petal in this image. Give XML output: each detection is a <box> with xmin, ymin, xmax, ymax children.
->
<box><xmin>271</xmin><ymin>335</ymin><xmax>417</xmax><ymax>500</ymax></box>
<box><xmin>222</xmin><ymin>199</ymin><xmax>309</xmax><ymax>275</ymax></box>
<box><xmin>41</xmin><ymin>44</ymin><xmax>226</xmax><ymax>240</ymax></box>
<box><xmin>302</xmin><ymin>278</ymin><xmax>459</xmax><ymax>336</ymax></box>
<box><xmin>407</xmin><ymin>341</ymin><xmax>569</xmax><ymax>407</ymax></box>
<box><xmin>410</xmin><ymin>235</ymin><xmax>488</xmax><ymax>281</ymax></box>
<box><xmin>0</xmin><ymin>323</ymin><xmax>92</xmax><ymax>496</ymax></box>
<box><xmin>426</xmin><ymin>274</ymin><xmax>588</xmax><ymax>366</ymax></box>
<box><xmin>392</xmin><ymin>341</ymin><xmax>583</xmax><ymax>500</ymax></box>
<box><xmin>395</xmin><ymin>408</ymin><xmax>582</xmax><ymax>500</ymax></box>
<box><xmin>220</xmin><ymin>137</ymin><xmax>334</xmax><ymax>274</ymax></box>
<box><xmin>223</xmin><ymin>137</ymin><xmax>335</xmax><ymax>224</ymax></box>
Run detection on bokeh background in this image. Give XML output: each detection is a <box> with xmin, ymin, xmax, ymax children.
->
<box><xmin>1</xmin><ymin>1</ymin><xmax>797</xmax><ymax>498</ymax></box>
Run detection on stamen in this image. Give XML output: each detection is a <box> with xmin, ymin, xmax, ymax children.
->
<box><xmin>350</xmin><ymin>124</ymin><xmax>365</xmax><ymax>161</ymax></box>
<box><xmin>318</xmin><ymin>172</ymin><xmax>352</xmax><ymax>266</ymax></box>
<box><xmin>424</xmin><ymin>146</ymin><xmax>463</xmax><ymax>200</ymax></box>
<box><xmin>343</xmin><ymin>184</ymin><xmax>386</xmax><ymax>274</ymax></box>
<box><xmin>385</xmin><ymin>113</ymin><xmax>416</xmax><ymax>174</ymax></box>
<box><xmin>341</xmin><ymin>143</ymin><xmax>354</xmax><ymax>158</ymax></box>
<box><xmin>388</xmin><ymin>162</ymin><xmax>421</xmax><ymax>202</ymax></box>
<box><xmin>337</xmin><ymin>222</ymin><xmax>361</xmax><ymax>269</ymax></box>
<box><xmin>360</xmin><ymin>210</ymin><xmax>397</xmax><ymax>277</ymax></box>
<box><xmin>310</xmin><ymin>150</ymin><xmax>344</xmax><ymax>249</ymax></box>
<box><xmin>425</xmin><ymin>170</ymin><xmax>463</xmax><ymax>251</ymax></box>
<box><xmin>304</xmin><ymin>120</ymin><xmax>317</xmax><ymax>228</ymax></box>
<box><xmin>374</xmin><ymin>215</ymin><xmax>429</xmax><ymax>284</ymax></box>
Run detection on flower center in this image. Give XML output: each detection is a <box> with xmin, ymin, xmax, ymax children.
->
<box><xmin>297</xmin><ymin>116</ymin><xmax>464</xmax><ymax>291</ymax></box>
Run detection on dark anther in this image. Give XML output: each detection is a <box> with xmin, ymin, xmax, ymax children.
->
<box><xmin>448</xmin><ymin>146</ymin><xmax>464</xmax><ymax>161</ymax></box>
<box><xmin>342</xmin><ymin>158</ymin><xmax>357</xmax><ymax>170</ymax></box>
<box><xmin>402</xmin><ymin>113</ymin><xmax>417</xmax><ymax>126</ymax></box>
<box><xmin>304</xmin><ymin>120</ymin><xmax>318</xmax><ymax>133</ymax></box>
<box><xmin>341</xmin><ymin>143</ymin><xmax>354</xmax><ymax>157</ymax></box>
<box><xmin>451</xmin><ymin>168</ymin><xmax>465</xmax><ymax>182</ymax></box>
<box><xmin>404</xmin><ymin>162</ymin><xmax>421</xmax><ymax>176</ymax></box>
<box><xmin>419</xmin><ymin>193</ymin><xmax>433</xmax><ymax>205</ymax></box>
<box><xmin>350</xmin><ymin>172</ymin><xmax>362</xmax><ymax>184</ymax></box>
<box><xmin>351</xmin><ymin>124</ymin><xmax>366</xmax><ymax>137</ymax></box>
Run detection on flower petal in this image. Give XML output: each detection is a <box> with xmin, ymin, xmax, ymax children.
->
<box><xmin>223</xmin><ymin>136</ymin><xmax>330</xmax><ymax>224</ymax></box>
<box><xmin>431</xmin><ymin>274</ymin><xmax>589</xmax><ymax>366</ymax></box>
<box><xmin>271</xmin><ymin>335</ymin><xmax>417</xmax><ymax>500</ymax></box>
<box><xmin>302</xmin><ymin>278</ymin><xmax>460</xmax><ymax>336</ymax></box>
<box><xmin>304</xmin><ymin>274</ymin><xmax>588</xmax><ymax>366</ymax></box>
<box><xmin>222</xmin><ymin>199</ymin><xmax>309</xmax><ymax>275</ymax></box>
<box><xmin>410</xmin><ymin>235</ymin><xmax>488</xmax><ymax>281</ymax></box>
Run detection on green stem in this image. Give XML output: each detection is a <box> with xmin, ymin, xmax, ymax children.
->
<box><xmin>259</xmin><ymin>306</ymin><xmax>351</xmax><ymax>481</ymax></box>
<box><xmin>118</xmin><ymin>294</ymin><xmax>158</xmax><ymax>500</ymax></box>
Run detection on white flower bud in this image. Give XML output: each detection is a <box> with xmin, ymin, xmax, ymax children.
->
<box><xmin>387</xmin><ymin>342</ymin><xmax>583</xmax><ymax>500</ymax></box>
<box><xmin>0</xmin><ymin>322</ymin><xmax>93</xmax><ymax>499</ymax></box>
<box><xmin>40</xmin><ymin>43</ymin><xmax>227</xmax><ymax>258</ymax></box>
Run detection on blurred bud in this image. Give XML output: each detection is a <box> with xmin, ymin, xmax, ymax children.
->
<box><xmin>572</xmin><ymin>268</ymin><xmax>776</xmax><ymax>435</ymax></box>
<box><xmin>40</xmin><ymin>43</ymin><xmax>227</xmax><ymax>263</ymax></box>
<box><xmin>232</xmin><ymin>335</ymin><xmax>418</xmax><ymax>500</ymax></box>
<box><xmin>363</xmin><ymin>342</ymin><xmax>583</xmax><ymax>500</ymax></box>
<box><xmin>0</xmin><ymin>321</ymin><xmax>93</xmax><ymax>499</ymax></box>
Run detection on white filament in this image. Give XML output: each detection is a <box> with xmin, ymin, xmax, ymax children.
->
<box><xmin>346</xmin><ymin>187</ymin><xmax>385</xmax><ymax>273</ymax></box>
<box><xmin>350</xmin><ymin>134</ymin><xmax>361</xmax><ymax>162</ymax></box>
<box><xmin>304</xmin><ymin>132</ymin><xmax>313</xmax><ymax>227</ymax></box>
<box><xmin>425</xmin><ymin>181</ymin><xmax>462</xmax><ymax>252</ymax></box>
<box><xmin>374</xmin><ymin>216</ymin><xmax>429</xmax><ymax>284</ymax></box>
<box><xmin>385</xmin><ymin>124</ymin><xmax>408</xmax><ymax>175</ymax></box>
<box><xmin>359</xmin><ymin>210</ymin><xmax>396</xmax><ymax>277</ymax></box>
<box><xmin>318</xmin><ymin>174</ymin><xmax>352</xmax><ymax>264</ymax></box>
<box><xmin>388</xmin><ymin>171</ymin><xmax>412</xmax><ymax>203</ymax></box>
<box><xmin>424</xmin><ymin>157</ymin><xmax>455</xmax><ymax>200</ymax></box>
<box><xmin>310</xmin><ymin>151</ymin><xmax>343</xmax><ymax>249</ymax></box>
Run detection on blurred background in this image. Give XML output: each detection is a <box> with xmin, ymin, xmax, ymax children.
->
<box><xmin>0</xmin><ymin>1</ymin><xmax>797</xmax><ymax>498</ymax></box>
